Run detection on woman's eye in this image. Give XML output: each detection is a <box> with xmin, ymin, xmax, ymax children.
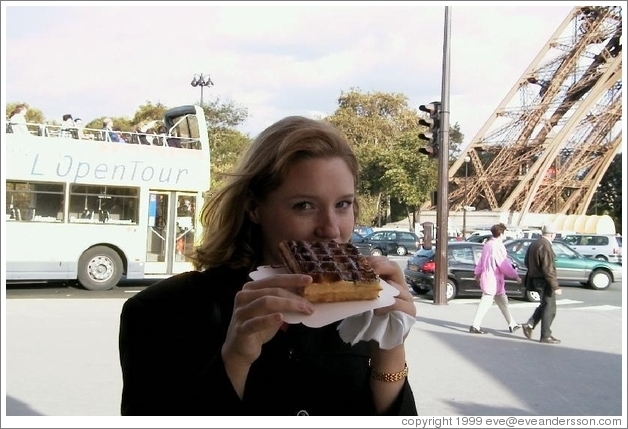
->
<box><xmin>293</xmin><ymin>201</ymin><xmax>313</xmax><ymax>210</ymax></box>
<box><xmin>337</xmin><ymin>200</ymin><xmax>353</xmax><ymax>209</ymax></box>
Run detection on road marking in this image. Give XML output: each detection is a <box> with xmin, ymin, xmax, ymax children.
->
<box><xmin>567</xmin><ymin>305</ymin><xmax>622</xmax><ymax>311</ymax></box>
<box><xmin>418</xmin><ymin>298</ymin><xmax>586</xmax><ymax>307</ymax></box>
<box><xmin>509</xmin><ymin>299</ymin><xmax>584</xmax><ymax>308</ymax></box>
<box><xmin>413</xmin><ymin>297</ymin><xmax>621</xmax><ymax>311</ymax></box>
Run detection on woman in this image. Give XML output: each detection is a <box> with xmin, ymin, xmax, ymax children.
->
<box><xmin>118</xmin><ymin>116</ymin><xmax>417</xmax><ymax>416</ymax></box>
<box><xmin>8</xmin><ymin>104</ymin><xmax>29</xmax><ymax>134</ymax></box>
<box><xmin>469</xmin><ymin>222</ymin><xmax>522</xmax><ymax>334</ymax></box>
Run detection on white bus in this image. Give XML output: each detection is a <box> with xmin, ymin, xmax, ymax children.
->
<box><xmin>5</xmin><ymin>105</ymin><xmax>210</xmax><ymax>290</ymax></box>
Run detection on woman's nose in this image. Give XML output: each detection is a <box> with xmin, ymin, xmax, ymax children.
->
<box><xmin>314</xmin><ymin>211</ymin><xmax>340</xmax><ymax>239</ymax></box>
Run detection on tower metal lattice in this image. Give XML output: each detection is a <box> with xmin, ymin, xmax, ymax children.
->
<box><xmin>443</xmin><ymin>6</ymin><xmax>622</xmax><ymax>226</ymax></box>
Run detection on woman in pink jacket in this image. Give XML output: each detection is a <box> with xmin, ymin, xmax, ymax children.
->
<box><xmin>469</xmin><ymin>223</ymin><xmax>522</xmax><ymax>334</ymax></box>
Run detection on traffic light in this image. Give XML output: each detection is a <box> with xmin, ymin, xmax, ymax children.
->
<box><xmin>418</xmin><ymin>101</ymin><xmax>441</xmax><ymax>158</ymax></box>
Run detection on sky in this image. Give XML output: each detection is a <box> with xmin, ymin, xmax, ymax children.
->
<box><xmin>3</xmin><ymin>1</ymin><xmax>583</xmax><ymax>145</ymax></box>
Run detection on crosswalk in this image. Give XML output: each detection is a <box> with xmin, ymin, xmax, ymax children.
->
<box><xmin>415</xmin><ymin>296</ymin><xmax>622</xmax><ymax>311</ymax></box>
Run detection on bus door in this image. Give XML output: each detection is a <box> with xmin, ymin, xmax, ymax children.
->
<box><xmin>173</xmin><ymin>193</ymin><xmax>197</xmax><ymax>272</ymax></box>
<box><xmin>145</xmin><ymin>191</ymin><xmax>197</xmax><ymax>275</ymax></box>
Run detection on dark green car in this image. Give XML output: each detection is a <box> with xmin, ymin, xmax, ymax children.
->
<box><xmin>503</xmin><ymin>238</ymin><xmax>623</xmax><ymax>290</ymax></box>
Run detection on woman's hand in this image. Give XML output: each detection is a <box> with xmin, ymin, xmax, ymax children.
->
<box><xmin>368</xmin><ymin>256</ymin><xmax>416</xmax><ymax>320</ymax></box>
<box><xmin>221</xmin><ymin>274</ymin><xmax>315</xmax><ymax>396</ymax></box>
<box><xmin>366</xmin><ymin>256</ymin><xmax>415</xmax><ymax>412</ymax></box>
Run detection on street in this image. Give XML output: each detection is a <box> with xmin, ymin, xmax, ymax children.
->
<box><xmin>3</xmin><ymin>268</ymin><xmax>625</xmax><ymax>418</ymax></box>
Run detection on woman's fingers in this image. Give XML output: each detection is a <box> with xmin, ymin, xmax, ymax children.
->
<box><xmin>233</xmin><ymin>292</ymin><xmax>315</xmax><ymax>322</ymax></box>
<box><xmin>368</xmin><ymin>256</ymin><xmax>406</xmax><ymax>288</ymax></box>
<box><xmin>366</xmin><ymin>256</ymin><xmax>417</xmax><ymax>318</ymax></box>
<box><xmin>241</xmin><ymin>274</ymin><xmax>312</xmax><ymax>292</ymax></box>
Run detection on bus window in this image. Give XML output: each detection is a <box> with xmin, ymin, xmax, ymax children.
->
<box><xmin>6</xmin><ymin>181</ymin><xmax>65</xmax><ymax>222</ymax></box>
<box><xmin>69</xmin><ymin>184</ymin><xmax>139</xmax><ymax>224</ymax></box>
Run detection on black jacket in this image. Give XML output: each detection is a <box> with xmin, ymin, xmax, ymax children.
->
<box><xmin>119</xmin><ymin>266</ymin><xmax>417</xmax><ymax>416</ymax></box>
<box><xmin>524</xmin><ymin>237</ymin><xmax>559</xmax><ymax>290</ymax></box>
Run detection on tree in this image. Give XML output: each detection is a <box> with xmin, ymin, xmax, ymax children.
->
<box><xmin>6</xmin><ymin>102</ymin><xmax>45</xmax><ymax>124</ymax></box>
<box><xmin>202</xmin><ymin>98</ymin><xmax>249</xmax><ymax>129</ymax></box>
<box><xmin>588</xmin><ymin>153</ymin><xmax>622</xmax><ymax>233</ymax></box>
<box><xmin>84</xmin><ymin>116</ymin><xmax>134</xmax><ymax>132</ymax></box>
<box><xmin>326</xmin><ymin>88</ymin><xmax>435</xmax><ymax>229</ymax></box>
<box><xmin>132</xmin><ymin>101</ymin><xmax>169</xmax><ymax>126</ymax></box>
<box><xmin>448</xmin><ymin>122</ymin><xmax>465</xmax><ymax>162</ymax></box>
<box><xmin>208</xmin><ymin>128</ymin><xmax>251</xmax><ymax>191</ymax></box>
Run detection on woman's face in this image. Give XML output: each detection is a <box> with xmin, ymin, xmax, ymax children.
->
<box><xmin>252</xmin><ymin>157</ymin><xmax>356</xmax><ymax>265</ymax></box>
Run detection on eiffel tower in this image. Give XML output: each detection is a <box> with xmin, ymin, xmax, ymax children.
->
<box><xmin>442</xmin><ymin>6</ymin><xmax>622</xmax><ymax>227</ymax></box>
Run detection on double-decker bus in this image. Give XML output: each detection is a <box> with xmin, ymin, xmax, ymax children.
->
<box><xmin>5</xmin><ymin>105</ymin><xmax>210</xmax><ymax>290</ymax></box>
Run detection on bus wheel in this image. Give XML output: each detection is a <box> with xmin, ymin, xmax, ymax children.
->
<box><xmin>78</xmin><ymin>246</ymin><xmax>123</xmax><ymax>291</ymax></box>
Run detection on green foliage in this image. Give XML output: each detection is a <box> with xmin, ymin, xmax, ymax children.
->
<box><xmin>6</xmin><ymin>102</ymin><xmax>45</xmax><ymax>124</ymax></box>
<box><xmin>132</xmin><ymin>101</ymin><xmax>169</xmax><ymax>125</ymax></box>
<box><xmin>202</xmin><ymin>98</ymin><xmax>249</xmax><ymax>129</ymax></box>
<box><xmin>356</xmin><ymin>194</ymin><xmax>380</xmax><ymax>226</ymax></box>
<box><xmin>84</xmin><ymin>116</ymin><xmax>134</xmax><ymax>132</ymax></box>
<box><xmin>448</xmin><ymin>122</ymin><xmax>464</xmax><ymax>161</ymax></box>
<box><xmin>209</xmin><ymin>128</ymin><xmax>251</xmax><ymax>190</ymax></box>
<box><xmin>326</xmin><ymin>88</ymin><xmax>437</xmax><ymax>226</ymax></box>
<box><xmin>587</xmin><ymin>153</ymin><xmax>622</xmax><ymax>233</ymax></box>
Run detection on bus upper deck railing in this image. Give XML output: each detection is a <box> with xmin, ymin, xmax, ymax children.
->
<box><xmin>5</xmin><ymin>121</ymin><xmax>203</xmax><ymax>150</ymax></box>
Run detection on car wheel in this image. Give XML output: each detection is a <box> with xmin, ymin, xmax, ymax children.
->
<box><xmin>594</xmin><ymin>255</ymin><xmax>608</xmax><ymax>261</ymax></box>
<box><xmin>370</xmin><ymin>248</ymin><xmax>383</xmax><ymax>256</ymax></box>
<box><xmin>446</xmin><ymin>279</ymin><xmax>458</xmax><ymax>301</ymax></box>
<box><xmin>525</xmin><ymin>289</ymin><xmax>541</xmax><ymax>302</ymax></box>
<box><xmin>396</xmin><ymin>245</ymin><xmax>407</xmax><ymax>256</ymax></box>
<box><xmin>410</xmin><ymin>285</ymin><xmax>427</xmax><ymax>295</ymax></box>
<box><xmin>588</xmin><ymin>269</ymin><xmax>612</xmax><ymax>290</ymax></box>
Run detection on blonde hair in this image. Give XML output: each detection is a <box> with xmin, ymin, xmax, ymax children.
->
<box><xmin>190</xmin><ymin>116</ymin><xmax>360</xmax><ymax>271</ymax></box>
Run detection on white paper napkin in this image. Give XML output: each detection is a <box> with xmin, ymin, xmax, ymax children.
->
<box><xmin>337</xmin><ymin>310</ymin><xmax>416</xmax><ymax>350</ymax></box>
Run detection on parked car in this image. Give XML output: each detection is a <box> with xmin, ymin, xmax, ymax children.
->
<box><xmin>353</xmin><ymin>225</ymin><xmax>375</xmax><ymax>237</ymax></box>
<box><xmin>503</xmin><ymin>238</ymin><xmax>623</xmax><ymax>290</ymax></box>
<box><xmin>561</xmin><ymin>233</ymin><xmax>622</xmax><ymax>264</ymax></box>
<box><xmin>350</xmin><ymin>232</ymin><xmax>373</xmax><ymax>256</ymax></box>
<box><xmin>466</xmin><ymin>233</ymin><xmax>493</xmax><ymax>244</ymax></box>
<box><xmin>359</xmin><ymin>229</ymin><xmax>421</xmax><ymax>256</ymax></box>
<box><xmin>403</xmin><ymin>242</ymin><xmax>537</xmax><ymax>302</ymax></box>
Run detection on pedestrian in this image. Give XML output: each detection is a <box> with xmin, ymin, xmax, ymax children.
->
<box><xmin>521</xmin><ymin>224</ymin><xmax>562</xmax><ymax>344</ymax></box>
<box><xmin>118</xmin><ymin>116</ymin><xmax>418</xmax><ymax>416</ymax></box>
<box><xmin>469</xmin><ymin>223</ymin><xmax>522</xmax><ymax>334</ymax></box>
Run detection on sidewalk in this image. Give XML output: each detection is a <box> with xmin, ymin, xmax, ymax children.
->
<box><xmin>4</xmin><ymin>297</ymin><xmax>624</xmax><ymax>417</ymax></box>
<box><xmin>406</xmin><ymin>298</ymin><xmax>623</xmax><ymax>416</ymax></box>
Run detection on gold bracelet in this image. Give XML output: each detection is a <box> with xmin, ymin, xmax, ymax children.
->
<box><xmin>369</xmin><ymin>361</ymin><xmax>408</xmax><ymax>383</ymax></box>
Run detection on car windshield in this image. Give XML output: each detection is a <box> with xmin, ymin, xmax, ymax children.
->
<box><xmin>412</xmin><ymin>247</ymin><xmax>435</xmax><ymax>263</ymax></box>
<box><xmin>414</xmin><ymin>247</ymin><xmax>435</xmax><ymax>257</ymax></box>
<box><xmin>552</xmin><ymin>241</ymin><xmax>581</xmax><ymax>258</ymax></box>
<box><xmin>351</xmin><ymin>232</ymin><xmax>364</xmax><ymax>242</ymax></box>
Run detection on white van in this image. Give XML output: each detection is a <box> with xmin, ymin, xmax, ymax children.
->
<box><xmin>562</xmin><ymin>233</ymin><xmax>622</xmax><ymax>264</ymax></box>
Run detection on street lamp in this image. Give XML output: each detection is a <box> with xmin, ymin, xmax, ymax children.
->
<box><xmin>190</xmin><ymin>73</ymin><xmax>214</xmax><ymax>106</ymax></box>
<box><xmin>462</xmin><ymin>155</ymin><xmax>470</xmax><ymax>237</ymax></box>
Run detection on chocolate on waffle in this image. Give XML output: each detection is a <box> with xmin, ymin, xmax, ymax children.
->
<box><xmin>278</xmin><ymin>240</ymin><xmax>382</xmax><ymax>303</ymax></box>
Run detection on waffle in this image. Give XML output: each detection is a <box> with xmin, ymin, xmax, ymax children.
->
<box><xmin>278</xmin><ymin>240</ymin><xmax>382</xmax><ymax>303</ymax></box>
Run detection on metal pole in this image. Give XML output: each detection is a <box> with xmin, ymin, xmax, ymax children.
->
<box><xmin>463</xmin><ymin>156</ymin><xmax>469</xmax><ymax>237</ymax></box>
<box><xmin>434</xmin><ymin>5</ymin><xmax>451</xmax><ymax>305</ymax></box>
<box><xmin>200</xmin><ymin>85</ymin><xmax>204</xmax><ymax>107</ymax></box>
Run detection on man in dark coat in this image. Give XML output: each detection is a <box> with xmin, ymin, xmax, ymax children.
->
<box><xmin>522</xmin><ymin>224</ymin><xmax>562</xmax><ymax>344</ymax></box>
